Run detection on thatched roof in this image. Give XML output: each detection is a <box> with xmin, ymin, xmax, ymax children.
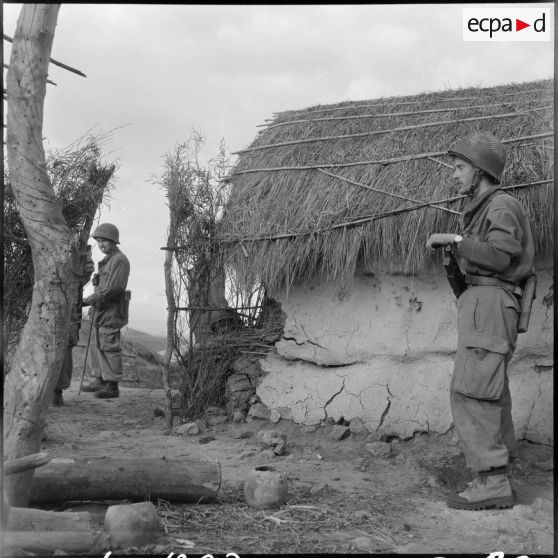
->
<box><xmin>220</xmin><ymin>79</ymin><xmax>553</xmax><ymax>292</ymax></box>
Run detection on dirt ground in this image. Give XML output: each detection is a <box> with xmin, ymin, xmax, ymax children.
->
<box><xmin>37</xmin><ymin>367</ymin><xmax>554</xmax><ymax>556</ymax></box>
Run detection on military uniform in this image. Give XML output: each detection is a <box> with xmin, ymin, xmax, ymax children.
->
<box><xmin>452</xmin><ymin>189</ymin><xmax>535</xmax><ymax>472</ymax></box>
<box><xmin>87</xmin><ymin>245</ymin><xmax>130</xmax><ymax>383</ymax></box>
<box><xmin>426</xmin><ymin>131</ymin><xmax>536</xmax><ymax>510</ymax></box>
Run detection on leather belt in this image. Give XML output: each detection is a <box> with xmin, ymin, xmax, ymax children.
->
<box><xmin>465</xmin><ymin>274</ymin><xmax>522</xmax><ymax>296</ymax></box>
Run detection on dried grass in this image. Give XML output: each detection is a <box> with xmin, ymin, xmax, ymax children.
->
<box><xmin>3</xmin><ymin>131</ymin><xmax>117</xmax><ymax>370</ymax></box>
<box><xmin>219</xmin><ymin>79</ymin><xmax>553</xmax><ymax>292</ymax></box>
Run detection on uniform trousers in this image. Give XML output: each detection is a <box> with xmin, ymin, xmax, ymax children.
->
<box><xmin>88</xmin><ymin>325</ymin><xmax>123</xmax><ymax>382</ymax></box>
<box><xmin>450</xmin><ymin>286</ymin><xmax>520</xmax><ymax>472</ymax></box>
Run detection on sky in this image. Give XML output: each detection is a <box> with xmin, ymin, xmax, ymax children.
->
<box><xmin>2</xmin><ymin>3</ymin><xmax>554</xmax><ymax>336</ymax></box>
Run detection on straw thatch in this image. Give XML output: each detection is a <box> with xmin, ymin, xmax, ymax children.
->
<box><xmin>219</xmin><ymin>79</ymin><xmax>553</xmax><ymax>292</ymax></box>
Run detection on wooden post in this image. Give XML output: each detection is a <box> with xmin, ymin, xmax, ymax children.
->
<box><xmin>30</xmin><ymin>456</ymin><xmax>222</xmax><ymax>504</ymax></box>
<box><xmin>4</xmin><ymin>4</ymin><xmax>81</xmax><ymax>507</ymax></box>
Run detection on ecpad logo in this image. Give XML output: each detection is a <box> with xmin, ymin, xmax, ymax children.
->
<box><xmin>463</xmin><ymin>7</ymin><xmax>551</xmax><ymax>41</ymax></box>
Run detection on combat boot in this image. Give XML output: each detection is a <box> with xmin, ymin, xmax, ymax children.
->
<box><xmin>447</xmin><ymin>471</ymin><xmax>514</xmax><ymax>510</ymax></box>
<box><xmin>52</xmin><ymin>389</ymin><xmax>64</xmax><ymax>407</ymax></box>
<box><xmin>95</xmin><ymin>381</ymin><xmax>119</xmax><ymax>399</ymax></box>
<box><xmin>81</xmin><ymin>377</ymin><xmax>106</xmax><ymax>392</ymax></box>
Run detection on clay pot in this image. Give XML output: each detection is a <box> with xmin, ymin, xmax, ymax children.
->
<box><xmin>244</xmin><ymin>466</ymin><xmax>288</xmax><ymax>508</ymax></box>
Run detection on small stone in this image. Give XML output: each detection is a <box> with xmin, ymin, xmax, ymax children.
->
<box><xmin>173</xmin><ymin>422</ymin><xmax>199</xmax><ymax>436</ymax></box>
<box><xmin>329</xmin><ymin>425</ymin><xmax>350</xmax><ymax>441</ymax></box>
<box><xmin>365</xmin><ymin>441</ymin><xmax>392</xmax><ymax>458</ymax></box>
<box><xmin>256</xmin><ymin>429</ymin><xmax>287</xmax><ymax>455</ymax></box>
<box><xmin>239</xmin><ymin>450</ymin><xmax>257</xmax><ymax>459</ymax></box>
<box><xmin>232</xmin><ymin>409</ymin><xmax>247</xmax><ymax>423</ymax></box>
<box><xmin>232</xmin><ymin>429</ymin><xmax>252</xmax><ymax>439</ymax></box>
<box><xmin>365</xmin><ymin>432</ymin><xmax>383</xmax><ymax>443</ymax></box>
<box><xmin>349</xmin><ymin>418</ymin><xmax>368</xmax><ymax>436</ymax></box>
<box><xmin>351</xmin><ymin>536</ymin><xmax>373</xmax><ymax>551</ymax></box>
<box><xmin>270</xmin><ymin>409</ymin><xmax>281</xmax><ymax>423</ymax></box>
<box><xmin>248</xmin><ymin>403</ymin><xmax>271</xmax><ymax>420</ymax></box>
<box><xmin>195</xmin><ymin>418</ymin><xmax>208</xmax><ymax>432</ymax></box>
<box><xmin>259</xmin><ymin>448</ymin><xmax>276</xmax><ymax>460</ymax></box>
<box><xmin>198</xmin><ymin>435</ymin><xmax>215</xmax><ymax>444</ymax></box>
<box><xmin>105</xmin><ymin>502</ymin><xmax>161</xmax><ymax>550</ymax></box>
<box><xmin>207</xmin><ymin>415</ymin><xmax>228</xmax><ymax>426</ymax></box>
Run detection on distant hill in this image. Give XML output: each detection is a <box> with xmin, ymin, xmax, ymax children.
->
<box><xmin>122</xmin><ymin>327</ymin><xmax>167</xmax><ymax>355</ymax></box>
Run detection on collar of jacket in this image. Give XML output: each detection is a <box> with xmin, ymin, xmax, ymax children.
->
<box><xmin>460</xmin><ymin>186</ymin><xmax>502</xmax><ymax>229</ymax></box>
<box><xmin>100</xmin><ymin>246</ymin><xmax>120</xmax><ymax>264</ymax></box>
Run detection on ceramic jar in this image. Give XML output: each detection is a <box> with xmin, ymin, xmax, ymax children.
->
<box><xmin>244</xmin><ymin>465</ymin><xmax>288</xmax><ymax>508</ymax></box>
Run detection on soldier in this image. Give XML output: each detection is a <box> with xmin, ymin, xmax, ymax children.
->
<box><xmin>52</xmin><ymin>245</ymin><xmax>95</xmax><ymax>406</ymax></box>
<box><xmin>426</xmin><ymin>131</ymin><xmax>535</xmax><ymax>510</ymax></box>
<box><xmin>82</xmin><ymin>223</ymin><xmax>131</xmax><ymax>399</ymax></box>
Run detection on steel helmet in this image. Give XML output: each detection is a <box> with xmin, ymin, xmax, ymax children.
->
<box><xmin>448</xmin><ymin>131</ymin><xmax>507</xmax><ymax>183</ymax></box>
<box><xmin>92</xmin><ymin>223</ymin><xmax>120</xmax><ymax>244</ymax></box>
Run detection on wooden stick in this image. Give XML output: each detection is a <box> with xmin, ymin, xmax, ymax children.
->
<box><xmin>3</xmin><ymin>33</ymin><xmax>86</xmax><ymax>77</ymax></box>
<box><xmin>317</xmin><ymin>168</ymin><xmax>460</xmax><ymax>215</ymax></box>
<box><xmin>232</xmin><ymin>132</ymin><xmax>554</xmax><ymax>175</ymax></box>
<box><xmin>233</xmin><ymin>107</ymin><xmax>551</xmax><ymax>155</ymax></box>
<box><xmin>260</xmin><ymin>98</ymin><xmax>553</xmax><ymax>130</ymax></box>
<box><xmin>218</xmin><ymin>179</ymin><xmax>553</xmax><ymax>243</ymax></box>
<box><xmin>272</xmin><ymin>87</ymin><xmax>551</xmax><ymax>117</ymax></box>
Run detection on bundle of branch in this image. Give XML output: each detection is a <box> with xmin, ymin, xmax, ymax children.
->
<box><xmin>3</xmin><ymin>131</ymin><xmax>117</xmax><ymax>371</ymax></box>
<box><xmin>219</xmin><ymin>79</ymin><xmax>553</xmax><ymax>293</ymax></box>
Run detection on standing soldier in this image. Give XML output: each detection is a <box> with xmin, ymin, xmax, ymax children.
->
<box><xmin>52</xmin><ymin>245</ymin><xmax>95</xmax><ymax>406</ymax></box>
<box><xmin>426</xmin><ymin>131</ymin><xmax>535</xmax><ymax>510</ymax></box>
<box><xmin>82</xmin><ymin>223</ymin><xmax>131</xmax><ymax>399</ymax></box>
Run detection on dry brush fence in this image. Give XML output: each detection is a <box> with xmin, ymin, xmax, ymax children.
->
<box><xmin>157</xmin><ymin>135</ymin><xmax>284</xmax><ymax>425</ymax></box>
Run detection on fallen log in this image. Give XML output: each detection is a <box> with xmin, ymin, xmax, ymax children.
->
<box><xmin>7</xmin><ymin>506</ymin><xmax>91</xmax><ymax>531</ymax></box>
<box><xmin>2</xmin><ymin>531</ymin><xmax>95</xmax><ymax>553</ymax></box>
<box><xmin>30</xmin><ymin>456</ymin><xmax>221</xmax><ymax>504</ymax></box>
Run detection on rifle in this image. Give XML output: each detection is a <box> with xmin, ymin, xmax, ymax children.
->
<box><xmin>443</xmin><ymin>245</ymin><xmax>467</xmax><ymax>298</ymax></box>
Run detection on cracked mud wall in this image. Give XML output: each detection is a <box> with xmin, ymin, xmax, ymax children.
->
<box><xmin>257</xmin><ymin>266</ymin><xmax>553</xmax><ymax>444</ymax></box>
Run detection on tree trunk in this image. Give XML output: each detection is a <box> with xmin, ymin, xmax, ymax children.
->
<box><xmin>7</xmin><ymin>507</ymin><xmax>91</xmax><ymax>531</ymax></box>
<box><xmin>4</xmin><ymin>4</ymin><xmax>81</xmax><ymax>507</ymax></box>
<box><xmin>30</xmin><ymin>456</ymin><xmax>221</xmax><ymax>504</ymax></box>
<box><xmin>2</xmin><ymin>531</ymin><xmax>95</xmax><ymax>554</ymax></box>
<box><xmin>162</xmin><ymin>244</ymin><xmax>176</xmax><ymax>429</ymax></box>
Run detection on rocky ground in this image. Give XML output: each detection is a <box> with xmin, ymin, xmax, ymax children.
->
<box><xmin>37</xmin><ymin>371</ymin><xmax>554</xmax><ymax>556</ymax></box>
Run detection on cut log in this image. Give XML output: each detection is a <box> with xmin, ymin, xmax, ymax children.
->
<box><xmin>7</xmin><ymin>506</ymin><xmax>91</xmax><ymax>531</ymax></box>
<box><xmin>30</xmin><ymin>456</ymin><xmax>221</xmax><ymax>504</ymax></box>
<box><xmin>2</xmin><ymin>531</ymin><xmax>95</xmax><ymax>553</ymax></box>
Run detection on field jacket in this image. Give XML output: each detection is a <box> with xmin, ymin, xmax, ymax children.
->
<box><xmin>455</xmin><ymin>188</ymin><xmax>535</xmax><ymax>286</ymax></box>
<box><xmin>89</xmin><ymin>247</ymin><xmax>130</xmax><ymax>329</ymax></box>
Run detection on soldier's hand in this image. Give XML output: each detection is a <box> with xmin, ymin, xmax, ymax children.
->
<box><xmin>426</xmin><ymin>233</ymin><xmax>458</xmax><ymax>252</ymax></box>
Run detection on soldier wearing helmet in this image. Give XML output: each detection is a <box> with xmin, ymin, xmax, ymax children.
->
<box><xmin>82</xmin><ymin>223</ymin><xmax>131</xmax><ymax>399</ymax></box>
<box><xmin>426</xmin><ymin>131</ymin><xmax>535</xmax><ymax>511</ymax></box>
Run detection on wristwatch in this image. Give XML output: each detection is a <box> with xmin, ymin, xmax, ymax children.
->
<box><xmin>454</xmin><ymin>234</ymin><xmax>463</xmax><ymax>245</ymax></box>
